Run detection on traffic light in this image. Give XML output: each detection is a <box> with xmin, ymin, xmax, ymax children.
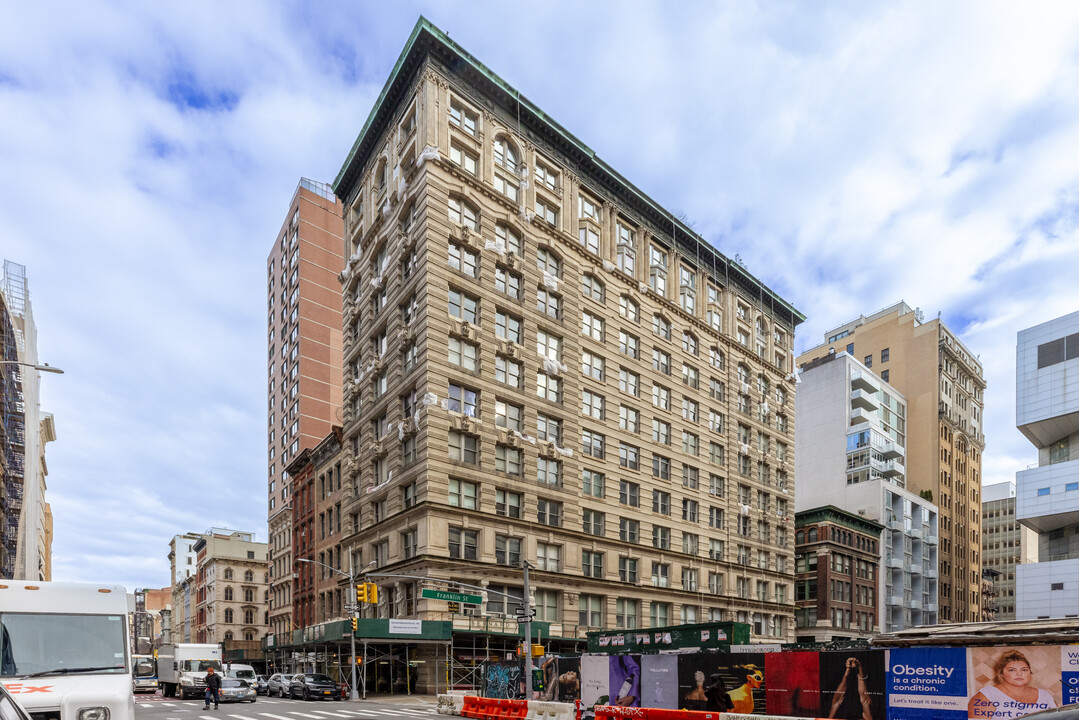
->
<box><xmin>350</xmin><ymin>617</ymin><xmax>357</xmax><ymax>632</ymax></box>
<box><xmin>357</xmin><ymin>584</ymin><xmax>368</xmax><ymax>603</ymax></box>
<box><xmin>367</xmin><ymin>582</ymin><xmax>379</xmax><ymax>604</ymax></box>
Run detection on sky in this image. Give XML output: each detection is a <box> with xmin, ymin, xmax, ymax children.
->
<box><xmin>2</xmin><ymin>1</ymin><xmax>1079</xmax><ymax>590</ymax></box>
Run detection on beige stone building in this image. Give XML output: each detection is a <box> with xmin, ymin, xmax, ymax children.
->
<box><xmin>798</xmin><ymin>302</ymin><xmax>986</xmax><ymax>623</ymax></box>
<box><xmin>330</xmin><ymin>16</ymin><xmax>802</xmax><ymax>672</ymax></box>
<box><xmin>186</xmin><ymin>529</ymin><xmax>269</xmax><ymax>644</ymax></box>
<box><xmin>981</xmin><ymin>482</ymin><xmax>1035</xmax><ymax>620</ymax></box>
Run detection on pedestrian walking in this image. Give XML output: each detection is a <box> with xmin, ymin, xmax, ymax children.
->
<box><xmin>204</xmin><ymin>666</ymin><xmax>222</xmax><ymax>710</ymax></box>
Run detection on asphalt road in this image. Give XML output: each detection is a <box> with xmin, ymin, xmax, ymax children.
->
<box><xmin>132</xmin><ymin>694</ymin><xmax>440</xmax><ymax>720</ymax></box>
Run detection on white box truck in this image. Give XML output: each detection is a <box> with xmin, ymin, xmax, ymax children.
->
<box><xmin>0</xmin><ymin>581</ymin><xmax>134</xmax><ymax>720</ymax></box>
<box><xmin>157</xmin><ymin>644</ymin><xmax>221</xmax><ymax>700</ymax></box>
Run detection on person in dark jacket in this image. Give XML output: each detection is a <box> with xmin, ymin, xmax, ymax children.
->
<box><xmin>204</xmin><ymin>667</ymin><xmax>222</xmax><ymax>710</ymax></box>
<box><xmin>705</xmin><ymin>673</ymin><xmax>735</xmax><ymax>712</ymax></box>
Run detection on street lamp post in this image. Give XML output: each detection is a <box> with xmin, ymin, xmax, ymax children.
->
<box><xmin>297</xmin><ymin>557</ymin><xmax>359</xmax><ymax>700</ymax></box>
<box><xmin>0</xmin><ymin>361</ymin><xmax>63</xmax><ymax>374</ymax></box>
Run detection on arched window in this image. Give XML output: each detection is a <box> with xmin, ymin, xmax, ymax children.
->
<box><xmin>536</xmin><ymin>248</ymin><xmax>561</xmax><ymax>278</ymax></box>
<box><xmin>758</xmin><ymin>374</ymin><xmax>770</xmax><ymax>395</ymax></box>
<box><xmin>581</xmin><ymin>274</ymin><xmax>604</xmax><ymax>303</ymax></box>
<box><xmin>737</xmin><ymin>364</ymin><xmax>751</xmax><ymax>386</ymax></box>
<box><xmin>244</xmin><ymin>570</ymin><xmax>254</xmax><ymax>582</ymax></box>
<box><xmin>244</xmin><ymin>589</ymin><xmax>254</xmax><ymax>603</ymax></box>
<box><xmin>244</xmin><ymin>631</ymin><xmax>255</xmax><ymax>641</ymax></box>
<box><xmin>244</xmin><ymin>609</ymin><xmax>255</xmax><ymax>625</ymax></box>
<box><xmin>495</xmin><ymin>224</ymin><xmax>522</xmax><ymax>257</ymax></box>
<box><xmin>225</xmin><ymin>609</ymin><xmax>234</xmax><ymax>624</ymax></box>
<box><xmin>652</xmin><ymin>314</ymin><xmax>671</xmax><ymax>340</ymax></box>
<box><xmin>224</xmin><ymin>631</ymin><xmax>234</xmax><ymax>641</ymax></box>
<box><xmin>808</xmin><ymin>528</ymin><xmax>818</xmax><ymax>542</ymax></box>
<box><xmin>796</xmin><ymin>530</ymin><xmax>805</xmax><ymax>544</ymax></box>
<box><xmin>448</xmin><ymin>197</ymin><xmax>479</xmax><ymax>231</ymax></box>
<box><xmin>711</xmin><ymin>347</ymin><xmax>725</xmax><ymax>370</ymax></box>
<box><xmin>682</xmin><ymin>331</ymin><xmax>698</xmax><ymax>356</ymax></box>
<box><xmin>494</xmin><ymin>137</ymin><xmax>519</xmax><ymax>173</ymax></box>
<box><xmin>224</xmin><ymin>587</ymin><xmax>234</xmax><ymax>601</ymax></box>
<box><xmin>223</xmin><ymin>569</ymin><xmax>233</xmax><ymax>581</ymax></box>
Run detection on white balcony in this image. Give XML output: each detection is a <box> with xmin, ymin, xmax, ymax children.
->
<box><xmin>909</xmin><ymin>600</ymin><xmax>923</xmax><ymax>610</ymax></box>
<box><xmin>851</xmin><ymin>370</ymin><xmax>880</xmax><ymax>394</ymax></box>
<box><xmin>909</xmin><ymin>527</ymin><xmax>922</xmax><ymax>540</ymax></box>
<box><xmin>880</xmin><ymin>441</ymin><xmax>904</xmax><ymax>460</ymax></box>
<box><xmin>925</xmin><ymin>568</ymin><xmax>938</xmax><ymax>579</ymax></box>
<box><xmin>886</xmin><ymin>557</ymin><xmax>904</xmax><ymax>569</ymax></box>
<box><xmin>850</xmin><ymin>388</ymin><xmax>879</xmax><ymax>411</ymax></box>
<box><xmin>887</xmin><ymin>595</ymin><xmax>904</xmax><ymax>606</ymax></box>
<box><xmin>850</xmin><ymin>407</ymin><xmax>873</xmax><ymax>424</ymax></box>
<box><xmin>908</xmin><ymin>563</ymin><xmax>922</xmax><ymax>575</ymax></box>
<box><xmin>882</xmin><ymin>459</ymin><xmax>905</xmax><ymax>478</ymax></box>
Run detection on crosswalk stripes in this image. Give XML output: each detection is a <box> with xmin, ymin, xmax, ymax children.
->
<box><xmin>284</xmin><ymin>712</ymin><xmax>325</xmax><ymax>719</ymax></box>
<box><xmin>308</xmin><ymin>711</ymin><xmax>353</xmax><ymax>717</ymax></box>
<box><xmin>226</xmin><ymin>715</ymin><xmax>260</xmax><ymax>720</ymax></box>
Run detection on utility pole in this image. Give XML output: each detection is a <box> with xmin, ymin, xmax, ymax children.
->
<box><xmin>348</xmin><ymin>555</ymin><xmax>359</xmax><ymax>701</ymax></box>
<box><xmin>522</xmin><ymin>560</ymin><xmax>533</xmax><ymax>699</ymax></box>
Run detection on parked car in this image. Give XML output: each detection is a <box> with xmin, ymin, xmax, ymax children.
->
<box><xmin>254</xmin><ymin>675</ymin><xmax>270</xmax><ymax>695</ymax></box>
<box><xmin>218</xmin><ymin>678</ymin><xmax>257</xmax><ymax>703</ymax></box>
<box><xmin>288</xmin><ymin>673</ymin><xmax>341</xmax><ymax>701</ymax></box>
<box><xmin>267</xmin><ymin>673</ymin><xmax>296</xmax><ymax>698</ymax></box>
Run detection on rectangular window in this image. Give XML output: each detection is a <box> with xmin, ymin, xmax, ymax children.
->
<box><xmin>537</xmin><ymin>287</ymin><xmax>562</xmax><ymax>318</ymax></box>
<box><xmin>495</xmin><ymin>536</ymin><xmax>521</xmax><ymax>566</ymax></box>
<box><xmin>448</xmin><ymin>528</ymin><xmax>478</xmax><ymax>560</ymax></box>
<box><xmin>448</xmin><ymin>432</ymin><xmax>478</xmax><ymax>464</ymax></box>
<box><xmin>496</xmin><ymin>489</ymin><xmax>522</xmax><ymax>519</ymax></box>
<box><xmin>619</xmin><ymin>557</ymin><xmax>638</xmax><ymax>583</ymax></box>
<box><xmin>582</xmin><ymin>509</ymin><xmax>605</xmax><ymax>536</ymax></box>
<box><xmin>536</xmin><ymin>543</ymin><xmax>561</xmax><ymax>572</ymax></box>
<box><xmin>616</xmin><ymin>599</ymin><xmax>638</xmax><ymax>629</ymax></box>
<box><xmin>619</xmin><ymin>442</ymin><xmax>640</xmax><ymax>470</ymax></box>
<box><xmin>496</xmin><ymin>445</ymin><xmax>523</xmax><ymax>476</ymax></box>
<box><xmin>582</xmin><ymin>550</ymin><xmax>604</xmax><ymax>577</ymax></box>
<box><xmin>581</xmin><ymin>430</ymin><xmax>606</xmax><ymax>459</ymax></box>
<box><xmin>449</xmin><ymin>144</ymin><xmax>478</xmax><ymax>175</ymax></box>
<box><xmin>537</xmin><ymin>457</ymin><xmax>561</xmax><ymax>485</ymax></box>
<box><xmin>619</xmin><ymin>404</ymin><xmax>640</xmax><ymax>433</ymax></box>
<box><xmin>582</xmin><ymin>312</ymin><xmax>605</xmax><ymax>341</ymax></box>
<box><xmin>495</xmin><ymin>400</ymin><xmax>523</xmax><ymax>431</ymax></box>
<box><xmin>449</xmin><ymin>289</ymin><xmax>479</xmax><ymax>323</ymax></box>
<box><xmin>578</xmin><ymin>594</ymin><xmax>603</xmax><ymax>627</ymax></box>
<box><xmin>619</xmin><ymin>480</ymin><xmax>640</xmax><ymax>507</ymax></box>
<box><xmin>582</xmin><ymin>469</ymin><xmax>605</xmax><ymax>498</ymax></box>
<box><xmin>582</xmin><ymin>389</ymin><xmax>605</xmax><ymax>419</ymax></box>
<box><xmin>495</xmin><ymin>355</ymin><xmax>522</xmax><ymax>388</ymax></box>
<box><xmin>619</xmin><ymin>332</ymin><xmax>639</xmax><ymax>359</ymax></box>
<box><xmin>620</xmin><ymin>518</ymin><xmax>640</xmax><ymax>543</ymax></box>
<box><xmin>651</xmin><ymin>561</ymin><xmax>670</xmax><ymax>587</ymax></box>
<box><xmin>496</xmin><ymin>267</ymin><xmax>522</xmax><ymax>300</ymax></box>
<box><xmin>449</xmin><ymin>337</ymin><xmax>479</xmax><ymax>371</ymax></box>
<box><xmin>537</xmin><ymin>413</ymin><xmax>562</xmax><ymax>444</ymax></box>
<box><xmin>495</xmin><ymin>310</ymin><xmax>522</xmax><ymax>343</ymax></box>
<box><xmin>537</xmin><ymin>499</ymin><xmax>562</xmax><ymax>527</ymax></box>
<box><xmin>536</xmin><ymin>373</ymin><xmax>562</xmax><ymax>403</ymax></box>
<box><xmin>448</xmin><ymin>242</ymin><xmax>479</xmax><ymax>277</ymax></box>
<box><xmin>449</xmin><ymin>100</ymin><xmax>477</xmax><ymax>135</ymax></box>
<box><xmin>447</xmin><ymin>383</ymin><xmax>479</xmax><ymax>417</ymax></box>
<box><xmin>581</xmin><ymin>351</ymin><xmax>605</xmax><ymax>380</ymax></box>
<box><xmin>448</xmin><ymin>479</ymin><xmax>478</xmax><ymax>509</ymax></box>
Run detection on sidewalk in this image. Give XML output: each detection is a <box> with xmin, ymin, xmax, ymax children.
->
<box><xmin>347</xmin><ymin>693</ymin><xmax>440</xmax><ymax>704</ymax></box>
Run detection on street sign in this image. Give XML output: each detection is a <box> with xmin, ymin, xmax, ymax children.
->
<box><xmin>447</xmin><ymin>602</ymin><xmax>460</xmax><ymax>613</ymax></box>
<box><xmin>516</xmin><ymin>616</ymin><xmax>532</xmax><ymax>624</ymax></box>
<box><xmin>515</xmin><ymin>607</ymin><xmax>536</xmax><ymax>617</ymax></box>
<box><xmin>421</xmin><ymin>588</ymin><xmax>484</xmax><ymax>605</ymax></box>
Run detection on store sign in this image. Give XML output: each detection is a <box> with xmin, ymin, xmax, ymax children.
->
<box><xmin>388</xmin><ymin>619</ymin><xmax>422</xmax><ymax>634</ymax></box>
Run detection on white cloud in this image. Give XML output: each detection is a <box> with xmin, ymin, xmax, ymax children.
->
<box><xmin>2</xmin><ymin>1</ymin><xmax>1079</xmax><ymax>587</ymax></box>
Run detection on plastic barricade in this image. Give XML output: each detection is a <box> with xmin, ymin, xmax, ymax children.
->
<box><xmin>461</xmin><ymin>696</ymin><xmax>486</xmax><ymax>720</ymax></box>
<box><xmin>437</xmin><ymin>694</ymin><xmax>466</xmax><ymax>716</ymax></box>
<box><xmin>594</xmin><ymin>706</ymin><xmax>649</xmax><ymax>720</ymax></box>
<box><xmin>505</xmin><ymin>700</ymin><xmax>529</xmax><ymax>719</ymax></box>
<box><xmin>525</xmin><ymin>701</ymin><xmax>577</xmax><ymax>720</ymax></box>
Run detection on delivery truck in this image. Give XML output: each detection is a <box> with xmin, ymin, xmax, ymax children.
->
<box><xmin>0</xmin><ymin>581</ymin><xmax>135</xmax><ymax>720</ymax></box>
<box><xmin>157</xmin><ymin>643</ymin><xmax>222</xmax><ymax>699</ymax></box>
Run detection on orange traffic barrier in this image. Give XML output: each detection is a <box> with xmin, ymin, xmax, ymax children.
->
<box><xmin>461</xmin><ymin>697</ymin><xmax>483</xmax><ymax>720</ymax></box>
<box><xmin>506</xmin><ymin>700</ymin><xmax>529</xmax><ymax>719</ymax></box>
<box><xmin>594</xmin><ymin>706</ymin><xmax>649</xmax><ymax>720</ymax></box>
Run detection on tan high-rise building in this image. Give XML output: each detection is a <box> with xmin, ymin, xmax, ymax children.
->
<box><xmin>266</xmin><ymin>178</ymin><xmax>345</xmax><ymax>640</ymax></box>
<box><xmin>798</xmin><ymin>302</ymin><xmax>986</xmax><ymax>623</ymax></box>
<box><xmin>329</xmin><ymin>17</ymin><xmax>803</xmax><ymax>684</ymax></box>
